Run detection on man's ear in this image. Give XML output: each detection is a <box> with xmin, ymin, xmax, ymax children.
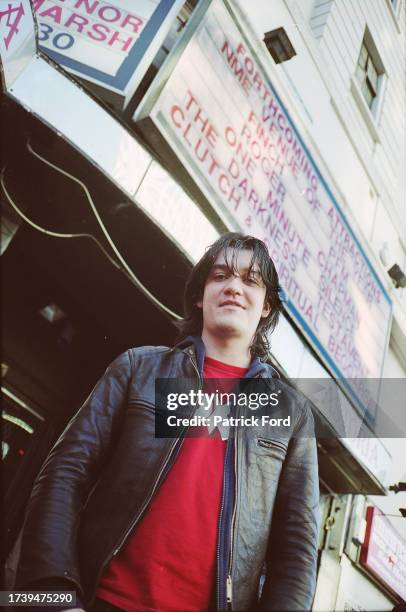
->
<box><xmin>261</xmin><ymin>300</ymin><xmax>271</xmax><ymax>318</ymax></box>
<box><xmin>196</xmin><ymin>300</ymin><xmax>203</xmax><ymax>309</ymax></box>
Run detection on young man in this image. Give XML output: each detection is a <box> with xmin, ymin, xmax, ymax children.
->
<box><xmin>16</xmin><ymin>233</ymin><xmax>320</xmax><ymax>611</ymax></box>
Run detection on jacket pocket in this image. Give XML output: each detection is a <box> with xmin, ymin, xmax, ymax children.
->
<box><xmin>257</xmin><ymin>437</ymin><xmax>287</xmax><ymax>460</ymax></box>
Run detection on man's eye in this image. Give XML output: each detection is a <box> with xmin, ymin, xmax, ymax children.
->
<box><xmin>213</xmin><ymin>273</ymin><xmax>227</xmax><ymax>280</ymax></box>
<box><xmin>246</xmin><ymin>276</ymin><xmax>260</xmax><ymax>284</ymax></box>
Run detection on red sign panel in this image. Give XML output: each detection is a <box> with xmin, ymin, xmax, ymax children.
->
<box><xmin>360</xmin><ymin>506</ymin><xmax>406</xmax><ymax>600</ymax></box>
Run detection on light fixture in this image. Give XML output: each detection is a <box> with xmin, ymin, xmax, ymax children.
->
<box><xmin>378</xmin><ymin>243</ymin><xmax>406</xmax><ymax>289</ymax></box>
<box><xmin>39</xmin><ymin>303</ymin><xmax>66</xmax><ymax>323</ymax></box>
<box><xmin>387</xmin><ymin>264</ymin><xmax>406</xmax><ymax>289</ymax></box>
<box><xmin>389</xmin><ymin>482</ymin><xmax>406</xmax><ymax>493</ymax></box>
<box><xmin>263</xmin><ymin>28</ymin><xmax>297</xmax><ymax>64</ymax></box>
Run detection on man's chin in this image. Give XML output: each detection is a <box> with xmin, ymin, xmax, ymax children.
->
<box><xmin>213</xmin><ymin>322</ymin><xmax>242</xmax><ymax>336</ymax></box>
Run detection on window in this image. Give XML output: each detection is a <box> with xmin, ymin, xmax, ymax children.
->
<box><xmin>350</xmin><ymin>29</ymin><xmax>386</xmax><ymax>140</ymax></box>
<box><xmin>355</xmin><ymin>40</ymin><xmax>381</xmax><ymax>109</ymax></box>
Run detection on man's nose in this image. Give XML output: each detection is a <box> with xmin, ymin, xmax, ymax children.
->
<box><xmin>223</xmin><ymin>274</ymin><xmax>243</xmax><ymax>294</ymax></box>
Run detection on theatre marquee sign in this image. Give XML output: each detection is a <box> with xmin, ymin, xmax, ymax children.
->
<box><xmin>135</xmin><ymin>0</ymin><xmax>392</xmax><ymax>404</ymax></box>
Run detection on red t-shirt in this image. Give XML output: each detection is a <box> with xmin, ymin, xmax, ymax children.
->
<box><xmin>96</xmin><ymin>356</ymin><xmax>247</xmax><ymax>612</ymax></box>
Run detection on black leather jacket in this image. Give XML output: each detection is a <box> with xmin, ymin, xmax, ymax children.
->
<box><xmin>16</xmin><ymin>339</ymin><xmax>320</xmax><ymax>611</ymax></box>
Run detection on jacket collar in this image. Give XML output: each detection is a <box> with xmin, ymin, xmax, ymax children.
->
<box><xmin>175</xmin><ymin>335</ymin><xmax>280</xmax><ymax>379</ymax></box>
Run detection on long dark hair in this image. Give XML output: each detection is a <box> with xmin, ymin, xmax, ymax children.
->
<box><xmin>176</xmin><ymin>232</ymin><xmax>283</xmax><ymax>358</ymax></box>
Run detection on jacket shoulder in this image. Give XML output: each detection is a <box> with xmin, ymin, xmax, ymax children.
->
<box><xmin>276</xmin><ymin>379</ymin><xmax>308</xmax><ymax>408</ymax></box>
<box><xmin>127</xmin><ymin>345</ymin><xmax>172</xmax><ymax>361</ymax></box>
<box><xmin>129</xmin><ymin>345</ymin><xmax>172</xmax><ymax>355</ymax></box>
<box><xmin>126</xmin><ymin>345</ymin><xmax>175</xmax><ymax>371</ymax></box>
<box><xmin>272</xmin><ymin>379</ymin><xmax>314</xmax><ymax>432</ymax></box>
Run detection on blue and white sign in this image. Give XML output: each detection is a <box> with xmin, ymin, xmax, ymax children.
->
<box><xmin>32</xmin><ymin>0</ymin><xmax>184</xmax><ymax>108</ymax></box>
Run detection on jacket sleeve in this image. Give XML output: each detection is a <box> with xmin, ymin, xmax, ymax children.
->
<box><xmin>15</xmin><ymin>350</ymin><xmax>132</xmax><ymax>599</ymax></box>
<box><xmin>259</xmin><ymin>401</ymin><xmax>320</xmax><ymax>611</ymax></box>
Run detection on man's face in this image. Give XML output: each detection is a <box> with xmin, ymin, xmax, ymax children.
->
<box><xmin>197</xmin><ymin>248</ymin><xmax>270</xmax><ymax>344</ymax></box>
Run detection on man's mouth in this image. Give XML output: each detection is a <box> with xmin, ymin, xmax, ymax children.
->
<box><xmin>219</xmin><ymin>300</ymin><xmax>245</xmax><ymax>309</ymax></box>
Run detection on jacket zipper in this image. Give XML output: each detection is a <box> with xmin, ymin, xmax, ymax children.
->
<box><xmin>257</xmin><ymin>438</ymin><xmax>287</xmax><ymax>452</ymax></box>
<box><xmin>216</xmin><ymin>438</ymin><xmax>233</xmax><ymax>611</ymax></box>
<box><xmin>226</xmin><ymin>575</ymin><xmax>232</xmax><ymax>606</ymax></box>
<box><xmin>216</xmin><ymin>474</ymin><xmax>226</xmax><ymax>610</ymax></box>
<box><xmin>112</xmin><ymin>350</ymin><xmax>202</xmax><ymax>558</ymax></box>
<box><xmin>91</xmin><ymin>435</ymin><xmax>182</xmax><ymax>601</ymax></box>
<box><xmin>91</xmin><ymin>349</ymin><xmax>202</xmax><ymax>603</ymax></box>
<box><xmin>221</xmin><ymin>374</ymin><xmax>261</xmax><ymax>610</ymax></box>
<box><xmin>216</xmin><ymin>394</ymin><xmax>242</xmax><ymax>611</ymax></box>
<box><xmin>187</xmin><ymin>348</ymin><xmax>202</xmax><ymax>387</ymax></box>
<box><xmin>225</xmin><ymin>397</ymin><xmax>241</xmax><ymax>610</ymax></box>
<box><xmin>112</xmin><ymin>440</ymin><xmax>181</xmax><ymax>556</ymax></box>
<box><xmin>226</xmin><ymin>431</ymin><xmax>238</xmax><ymax>609</ymax></box>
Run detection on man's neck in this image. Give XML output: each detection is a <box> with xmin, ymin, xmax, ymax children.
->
<box><xmin>201</xmin><ymin>331</ymin><xmax>252</xmax><ymax>368</ymax></box>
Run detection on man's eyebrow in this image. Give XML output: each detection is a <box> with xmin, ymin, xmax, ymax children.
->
<box><xmin>210</xmin><ymin>264</ymin><xmax>262</xmax><ymax>274</ymax></box>
<box><xmin>210</xmin><ymin>264</ymin><xmax>229</xmax><ymax>271</ymax></box>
